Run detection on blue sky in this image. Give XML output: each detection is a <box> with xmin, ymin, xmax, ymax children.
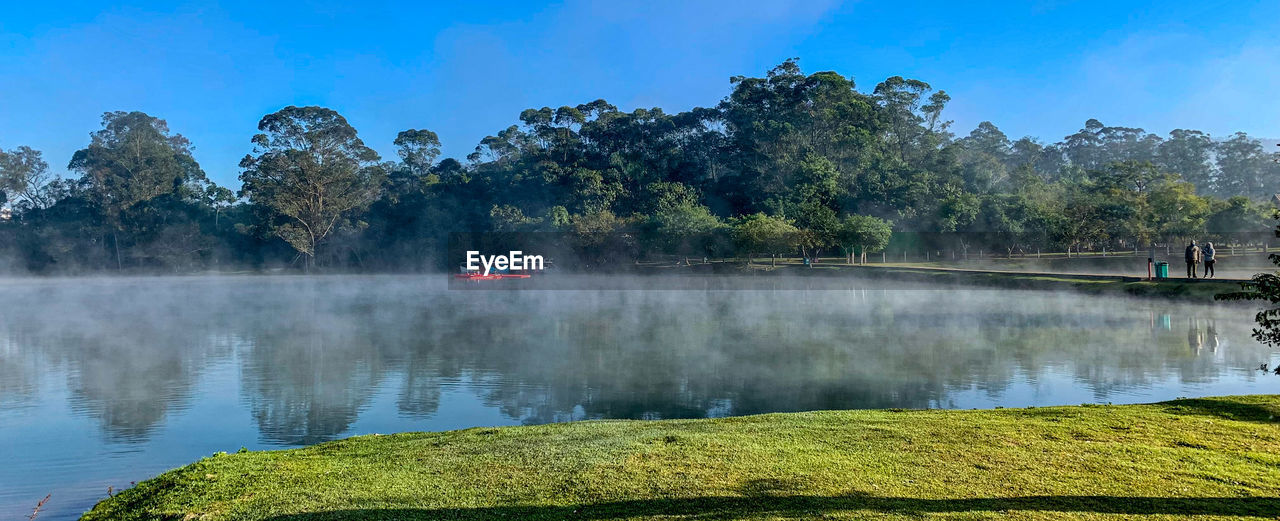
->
<box><xmin>1</xmin><ymin>0</ymin><xmax>1276</xmax><ymax>187</ymax></box>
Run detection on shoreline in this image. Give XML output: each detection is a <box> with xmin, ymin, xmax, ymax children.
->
<box><xmin>1</xmin><ymin>265</ymin><xmax>1258</xmax><ymax>303</ymax></box>
<box><xmin>632</xmin><ymin>262</ymin><xmax>1253</xmax><ymax>302</ymax></box>
<box><xmin>82</xmin><ymin>395</ymin><xmax>1280</xmax><ymax>520</ymax></box>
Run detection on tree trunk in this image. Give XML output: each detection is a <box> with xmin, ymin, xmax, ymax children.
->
<box><xmin>113</xmin><ymin>232</ymin><xmax>122</xmax><ymax>270</ymax></box>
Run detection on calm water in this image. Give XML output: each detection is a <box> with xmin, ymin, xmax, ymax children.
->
<box><xmin>1</xmin><ymin>275</ymin><xmax>1277</xmax><ymax>520</ymax></box>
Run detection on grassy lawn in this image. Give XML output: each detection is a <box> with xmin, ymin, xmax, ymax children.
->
<box><xmin>918</xmin><ymin>271</ymin><xmax>1244</xmax><ymax>301</ymax></box>
<box><xmin>793</xmin><ymin>264</ymin><xmax>1246</xmax><ymax>302</ymax></box>
<box><xmin>84</xmin><ymin>395</ymin><xmax>1280</xmax><ymax>520</ymax></box>
<box><xmin>644</xmin><ymin>260</ymin><xmax>1252</xmax><ymax>302</ymax></box>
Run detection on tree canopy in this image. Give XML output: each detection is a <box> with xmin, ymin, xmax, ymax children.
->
<box><xmin>238</xmin><ymin>106</ymin><xmax>383</xmax><ymax>268</ymax></box>
<box><xmin>2</xmin><ymin>60</ymin><xmax>1278</xmax><ymax>273</ymax></box>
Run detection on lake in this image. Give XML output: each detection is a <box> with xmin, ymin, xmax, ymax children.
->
<box><xmin>1</xmin><ymin>275</ymin><xmax>1277</xmax><ymax>520</ymax></box>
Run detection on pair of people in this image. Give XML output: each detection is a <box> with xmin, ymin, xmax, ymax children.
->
<box><xmin>1184</xmin><ymin>240</ymin><xmax>1217</xmax><ymax>279</ymax></box>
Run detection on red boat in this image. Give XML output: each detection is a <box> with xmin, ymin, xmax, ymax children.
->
<box><xmin>453</xmin><ymin>272</ymin><xmax>532</xmax><ymax>281</ymax></box>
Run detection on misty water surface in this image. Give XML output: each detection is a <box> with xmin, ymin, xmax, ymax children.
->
<box><xmin>1</xmin><ymin>275</ymin><xmax>1278</xmax><ymax>520</ymax></box>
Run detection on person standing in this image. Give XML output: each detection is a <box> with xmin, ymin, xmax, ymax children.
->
<box><xmin>1202</xmin><ymin>242</ymin><xmax>1216</xmax><ymax>278</ymax></box>
<box><xmin>1184</xmin><ymin>240</ymin><xmax>1200</xmax><ymax>279</ymax></box>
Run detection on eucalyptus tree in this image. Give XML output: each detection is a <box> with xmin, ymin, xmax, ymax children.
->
<box><xmin>1215</xmin><ymin>132</ymin><xmax>1277</xmax><ymax>199</ymax></box>
<box><xmin>955</xmin><ymin>124</ymin><xmax>1014</xmax><ymax>193</ymax></box>
<box><xmin>1156</xmin><ymin>129</ymin><xmax>1216</xmax><ymax>194</ymax></box>
<box><xmin>0</xmin><ymin>145</ymin><xmax>55</xmax><ymax>211</ymax></box>
<box><xmin>1088</xmin><ymin>161</ymin><xmax>1165</xmax><ymax>249</ymax></box>
<box><xmin>873</xmin><ymin>76</ymin><xmax>936</xmax><ymax>164</ymax></box>
<box><xmin>966</xmin><ymin>194</ymin><xmax>1032</xmax><ymax>256</ymax></box>
<box><xmin>394</xmin><ymin>129</ymin><xmax>442</xmax><ymax>178</ymax></box>
<box><xmin>579</xmin><ymin>106</ymin><xmax>679</xmax><ymax>204</ymax></box>
<box><xmin>718</xmin><ymin>62</ymin><xmax>885</xmax><ymax>215</ymax></box>
<box><xmin>1061</xmin><ymin>119</ymin><xmax>1161</xmax><ymax>172</ymax></box>
<box><xmin>68</xmin><ymin>111</ymin><xmax>210</xmax><ymax>268</ymax></box>
<box><xmin>1008</xmin><ymin>137</ymin><xmax>1066</xmax><ymax>178</ymax></box>
<box><xmin>239</xmin><ymin>106</ymin><xmax>383</xmax><ymax>269</ymax></box>
<box><xmin>957</xmin><ymin>122</ymin><xmax>1012</xmax><ymax>161</ymax></box>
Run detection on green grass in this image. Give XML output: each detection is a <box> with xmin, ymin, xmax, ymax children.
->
<box><xmin>645</xmin><ymin>260</ymin><xmax>1252</xmax><ymax>302</ymax></box>
<box><xmin>925</xmin><ymin>271</ymin><xmax>1243</xmax><ymax>301</ymax></box>
<box><xmin>83</xmin><ymin>395</ymin><xmax>1280</xmax><ymax>520</ymax></box>
<box><xmin>803</xmin><ymin>264</ymin><xmax>1244</xmax><ymax>302</ymax></box>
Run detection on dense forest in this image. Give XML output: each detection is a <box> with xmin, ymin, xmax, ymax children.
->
<box><xmin>1</xmin><ymin>60</ymin><xmax>1277</xmax><ymax>273</ymax></box>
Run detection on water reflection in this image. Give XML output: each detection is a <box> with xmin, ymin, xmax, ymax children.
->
<box><xmin>0</xmin><ymin>276</ymin><xmax>1276</xmax><ymax>520</ymax></box>
<box><xmin>3</xmin><ymin>277</ymin><xmax>1276</xmax><ymax>438</ymax></box>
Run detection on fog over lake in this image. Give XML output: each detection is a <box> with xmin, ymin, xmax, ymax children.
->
<box><xmin>1</xmin><ymin>275</ymin><xmax>1277</xmax><ymax>520</ymax></box>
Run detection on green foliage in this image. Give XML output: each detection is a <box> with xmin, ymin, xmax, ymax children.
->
<box><xmin>644</xmin><ymin>201</ymin><xmax>724</xmax><ymax>258</ymax></box>
<box><xmin>489</xmin><ymin>204</ymin><xmax>540</xmax><ymax>232</ymax></box>
<box><xmin>569</xmin><ymin>209</ymin><xmax>636</xmax><ymax>266</ymax></box>
<box><xmin>1215</xmin><ymin>132</ymin><xmax>1280</xmax><ymax>199</ymax></box>
<box><xmin>1217</xmin><ymin>219</ymin><xmax>1280</xmax><ymax>347</ymax></box>
<box><xmin>837</xmin><ymin>214</ymin><xmax>892</xmax><ymax>262</ymax></box>
<box><xmin>68</xmin><ymin>111</ymin><xmax>208</xmax><ymax>220</ymax></box>
<box><xmin>1149</xmin><ymin>179</ymin><xmax>1211</xmax><ymax>241</ymax></box>
<box><xmin>238</xmin><ymin>106</ymin><xmax>383</xmax><ymax>266</ymax></box>
<box><xmin>57</xmin><ymin>111</ymin><xmax>224</xmax><ymax>269</ymax></box>
<box><xmin>793</xmin><ymin>201</ymin><xmax>840</xmax><ymax>256</ymax></box>
<box><xmin>5</xmin><ymin>60</ymin><xmax>1279</xmax><ymax>273</ymax></box>
<box><xmin>731</xmin><ymin>213</ymin><xmax>800</xmax><ymax>264</ymax></box>
<box><xmin>393</xmin><ymin>129</ymin><xmax>441</xmax><ymax>177</ymax></box>
<box><xmin>1206</xmin><ymin>197</ymin><xmax>1272</xmax><ymax>242</ymax></box>
<box><xmin>0</xmin><ymin>145</ymin><xmax>53</xmax><ymax>210</ymax></box>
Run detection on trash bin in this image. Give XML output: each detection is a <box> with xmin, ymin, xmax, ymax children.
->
<box><xmin>1154</xmin><ymin>261</ymin><xmax>1169</xmax><ymax>279</ymax></box>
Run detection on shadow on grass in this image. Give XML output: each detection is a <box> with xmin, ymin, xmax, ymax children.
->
<box><xmin>1159</xmin><ymin>397</ymin><xmax>1280</xmax><ymax>424</ymax></box>
<box><xmin>262</xmin><ymin>495</ymin><xmax>1280</xmax><ymax>520</ymax></box>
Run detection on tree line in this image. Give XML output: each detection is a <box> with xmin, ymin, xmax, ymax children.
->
<box><xmin>1</xmin><ymin>59</ymin><xmax>1277</xmax><ymax>273</ymax></box>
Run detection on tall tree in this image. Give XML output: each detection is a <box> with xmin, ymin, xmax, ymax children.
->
<box><xmin>68</xmin><ymin>111</ymin><xmax>208</xmax><ymax>268</ymax></box>
<box><xmin>1156</xmin><ymin>129</ymin><xmax>1215</xmax><ymax>193</ymax></box>
<box><xmin>0</xmin><ymin>145</ymin><xmax>54</xmax><ymax>210</ymax></box>
<box><xmin>1215</xmin><ymin>132</ymin><xmax>1275</xmax><ymax>199</ymax></box>
<box><xmin>1061</xmin><ymin>119</ymin><xmax>1160</xmax><ymax>173</ymax></box>
<box><xmin>719</xmin><ymin>60</ymin><xmax>881</xmax><ymax>213</ymax></box>
<box><xmin>393</xmin><ymin>129</ymin><xmax>442</xmax><ymax>178</ymax></box>
<box><xmin>874</xmin><ymin>76</ymin><xmax>938</xmax><ymax>163</ymax></box>
<box><xmin>239</xmin><ymin>106</ymin><xmax>383</xmax><ymax>269</ymax></box>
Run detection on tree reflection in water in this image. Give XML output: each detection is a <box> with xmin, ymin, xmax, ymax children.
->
<box><xmin>0</xmin><ymin>275</ymin><xmax>1273</xmax><ymax>446</ymax></box>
